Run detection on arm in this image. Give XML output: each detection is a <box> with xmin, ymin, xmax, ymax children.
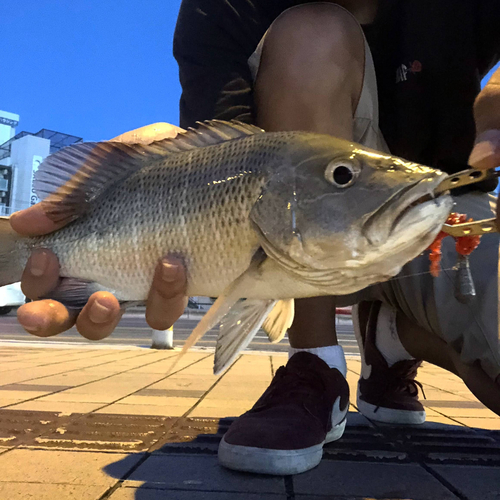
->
<box><xmin>468</xmin><ymin>0</ymin><xmax>500</xmax><ymax>225</ymax></box>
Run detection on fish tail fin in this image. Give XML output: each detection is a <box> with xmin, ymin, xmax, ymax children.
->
<box><xmin>0</xmin><ymin>217</ymin><xmax>22</xmax><ymax>286</ymax></box>
<box><xmin>262</xmin><ymin>299</ymin><xmax>294</xmax><ymax>343</ymax></box>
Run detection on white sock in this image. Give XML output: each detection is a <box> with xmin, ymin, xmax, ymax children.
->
<box><xmin>289</xmin><ymin>345</ymin><xmax>347</xmax><ymax>377</ymax></box>
<box><xmin>374</xmin><ymin>304</ymin><xmax>414</xmax><ymax>367</ymax></box>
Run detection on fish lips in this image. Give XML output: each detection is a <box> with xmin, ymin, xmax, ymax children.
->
<box><xmin>362</xmin><ymin>174</ymin><xmax>451</xmax><ymax>246</ymax></box>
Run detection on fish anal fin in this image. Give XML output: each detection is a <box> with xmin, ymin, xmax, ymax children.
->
<box><xmin>262</xmin><ymin>299</ymin><xmax>294</xmax><ymax>343</ymax></box>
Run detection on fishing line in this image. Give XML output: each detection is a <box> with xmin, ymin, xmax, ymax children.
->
<box><xmin>386</xmin><ymin>266</ymin><xmax>456</xmax><ymax>282</ymax></box>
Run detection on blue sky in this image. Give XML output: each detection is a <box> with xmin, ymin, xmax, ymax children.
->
<box><xmin>2</xmin><ymin>1</ymin><xmax>499</xmax><ymax>143</ymax></box>
<box><xmin>2</xmin><ymin>1</ymin><xmax>183</xmax><ymax>141</ymax></box>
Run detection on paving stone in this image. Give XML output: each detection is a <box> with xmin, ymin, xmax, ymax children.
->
<box><xmin>0</xmin><ymin>449</ymin><xmax>142</xmax><ymax>485</ymax></box>
<box><xmin>292</xmin><ymin>461</ymin><xmax>457</xmax><ymax>499</ymax></box>
<box><xmin>110</xmin><ymin>486</ymin><xmax>286</xmax><ymax>499</ymax></box>
<box><xmin>422</xmin><ymin>417</ymin><xmax>466</xmax><ymax>427</ymax></box>
<box><xmin>97</xmin><ymin>403</ymin><xmax>188</xmax><ymax>417</ymax></box>
<box><xmin>0</xmin><ymin>483</ymin><xmax>106</xmax><ymax>499</ymax></box>
<box><xmin>188</xmin><ymin>405</ymin><xmax>251</xmax><ymax>418</ymax></box>
<box><xmin>126</xmin><ymin>454</ymin><xmax>286</xmax><ymax>494</ymax></box>
<box><xmin>294</xmin><ymin>497</ymin><xmax>398</xmax><ymax>500</ymax></box>
<box><xmin>429</xmin><ymin>465</ymin><xmax>500</xmax><ymax>500</ymax></box>
<box><xmin>345</xmin><ymin>411</ymin><xmax>375</xmax><ymax>427</ymax></box>
<box><xmin>457</xmin><ymin>418</ymin><xmax>500</xmax><ymax>430</ymax></box>
<box><xmin>426</xmin><ymin>405</ymin><xmax>498</xmax><ymax>418</ymax></box>
<box><xmin>8</xmin><ymin>400</ymin><xmax>103</xmax><ymax>413</ymax></box>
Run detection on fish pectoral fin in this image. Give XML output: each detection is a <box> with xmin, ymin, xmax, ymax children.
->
<box><xmin>166</xmin><ymin>290</ymin><xmax>241</xmax><ymax>376</ymax></box>
<box><xmin>167</xmin><ymin>249</ymin><xmax>268</xmax><ymax>376</ymax></box>
<box><xmin>214</xmin><ymin>299</ymin><xmax>277</xmax><ymax>375</ymax></box>
<box><xmin>262</xmin><ymin>299</ymin><xmax>294</xmax><ymax>344</ymax></box>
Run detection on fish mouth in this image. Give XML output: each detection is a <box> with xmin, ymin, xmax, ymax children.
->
<box><xmin>363</xmin><ymin>176</ymin><xmax>450</xmax><ymax>245</ymax></box>
<box><xmin>390</xmin><ymin>192</ymin><xmax>437</xmax><ymax>231</ymax></box>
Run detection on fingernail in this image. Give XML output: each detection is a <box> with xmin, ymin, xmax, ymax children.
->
<box><xmin>30</xmin><ymin>250</ymin><xmax>49</xmax><ymax>277</ymax></box>
<box><xmin>162</xmin><ymin>261</ymin><xmax>180</xmax><ymax>282</ymax></box>
<box><xmin>18</xmin><ymin>316</ymin><xmax>43</xmax><ymax>334</ymax></box>
<box><xmin>89</xmin><ymin>299</ymin><xmax>113</xmax><ymax>324</ymax></box>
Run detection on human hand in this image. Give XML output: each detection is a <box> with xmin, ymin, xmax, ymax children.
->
<box><xmin>10</xmin><ymin>123</ymin><xmax>189</xmax><ymax>340</ymax></box>
<box><xmin>469</xmin><ymin>67</ymin><xmax>500</xmax><ymax>227</ymax></box>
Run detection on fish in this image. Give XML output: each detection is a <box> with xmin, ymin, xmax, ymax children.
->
<box><xmin>0</xmin><ymin>120</ymin><xmax>453</xmax><ymax>373</ymax></box>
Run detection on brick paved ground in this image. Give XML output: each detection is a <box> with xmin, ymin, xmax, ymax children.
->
<box><xmin>0</xmin><ymin>343</ymin><xmax>499</xmax><ymax>499</ymax></box>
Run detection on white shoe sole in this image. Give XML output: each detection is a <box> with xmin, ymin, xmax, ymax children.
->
<box><xmin>218</xmin><ymin>419</ymin><xmax>346</xmax><ymax>475</ymax></box>
<box><xmin>356</xmin><ymin>393</ymin><xmax>426</xmax><ymax>425</ymax></box>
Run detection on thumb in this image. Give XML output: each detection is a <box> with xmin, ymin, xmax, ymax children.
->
<box><xmin>10</xmin><ymin>203</ymin><xmax>65</xmax><ymax>237</ymax></box>
<box><xmin>111</xmin><ymin>123</ymin><xmax>185</xmax><ymax>145</ymax></box>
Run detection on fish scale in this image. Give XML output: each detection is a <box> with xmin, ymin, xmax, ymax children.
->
<box><xmin>20</xmin><ymin>133</ymin><xmax>286</xmax><ymax>299</ymax></box>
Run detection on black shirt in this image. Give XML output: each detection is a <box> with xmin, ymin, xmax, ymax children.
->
<box><xmin>174</xmin><ymin>0</ymin><xmax>500</xmax><ymax>184</ymax></box>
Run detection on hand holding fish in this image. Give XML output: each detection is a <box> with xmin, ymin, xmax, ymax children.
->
<box><xmin>469</xmin><ymin>65</ymin><xmax>500</xmax><ymax>227</ymax></box>
<box><xmin>10</xmin><ymin>123</ymin><xmax>188</xmax><ymax>340</ymax></box>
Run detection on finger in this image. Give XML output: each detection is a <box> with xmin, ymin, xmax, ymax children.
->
<box><xmin>75</xmin><ymin>292</ymin><xmax>123</xmax><ymax>341</ymax></box>
<box><xmin>474</xmin><ymin>68</ymin><xmax>500</xmax><ymax>135</ymax></box>
<box><xmin>146</xmin><ymin>257</ymin><xmax>188</xmax><ymax>330</ymax></box>
<box><xmin>17</xmin><ymin>300</ymin><xmax>77</xmax><ymax>337</ymax></box>
<box><xmin>20</xmin><ymin>249</ymin><xmax>60</xmax><ymax>300</ymax></box>
<box><xmin>10</xmin><ymin>204</ymin><xmax>65</xmax><ymax>237</ymax></box>
<box><xmin>111</xmin><ymin>123</ymin><xmax>185</xmax><ymax>145</ymax></box>
<box><xmin>469</xmin><ymin>129</ymin><xmax>500</xmax><ymax>170</ymax></box>
<box><xmin>470</xmin><ymin>67</ymin><xmax>500</xmax><ymax>170</ymax></box>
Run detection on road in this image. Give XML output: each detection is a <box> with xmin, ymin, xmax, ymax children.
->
<box><xmin>0</xmin><ymin>308</ymin><xmax>359</xmax><ymax>356</ymax></box>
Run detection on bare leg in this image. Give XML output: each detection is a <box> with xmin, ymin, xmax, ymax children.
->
<box><xmin>254</xmin><ymin>3</ymin><xmax>365</xmax><ymax>349</ymax></box>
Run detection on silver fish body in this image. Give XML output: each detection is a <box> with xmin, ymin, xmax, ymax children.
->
<box><xmin>7</xmin><ymin>121</ymin><xmax>452</xmax><ymax>307</ymax></box>
<box><xmin>22</xmin><ymin>134</ymin><xmax>271</xmax><ymax>300</ymax></box>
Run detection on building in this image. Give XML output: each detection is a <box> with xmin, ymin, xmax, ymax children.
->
<box><xmin>0</xmin><ymin>110</ymin><xmax>82</xmax><ymax>215</ymax></box>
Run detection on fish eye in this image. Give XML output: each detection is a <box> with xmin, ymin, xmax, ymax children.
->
<box><xmin>325</xmin><ymin>161</ymin><xmax>357</xmax><ymax>188</ymax></box>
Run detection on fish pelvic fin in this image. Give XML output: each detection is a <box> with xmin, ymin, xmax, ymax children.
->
<box><xmin>262</xmin><ymin>299</ymin><xmax>294</xmax><ymax>344</ymax></box>
<box><xmin>0</xmin><ymin>216</ymin><xmax>23</xmax><ymax>286</ymax></box>
<box><xmin>35</xmin><ymin>120</ymin><xmax>265</xmax><ymax>225</ymax></box>
<box><xmin>214</xmin><ymin>299</ymin><xmax>277</xmax><ymax>375</ymax></box>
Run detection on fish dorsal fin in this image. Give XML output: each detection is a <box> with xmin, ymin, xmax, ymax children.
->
<box><xmin>36</xmin><ymin>120</ymin><xmax>264</xmax><ymax>225</ymax></box>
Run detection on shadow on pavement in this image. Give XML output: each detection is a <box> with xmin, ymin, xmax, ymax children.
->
<box><xmin>102</xmin><ymin>412</ymin><xmax>500</xmax><ymax>499</ymax></box>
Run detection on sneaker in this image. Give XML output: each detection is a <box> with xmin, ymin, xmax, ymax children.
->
<box><xmin>353</xmin><ymin>302</ymin><xmax>426</xmax><ymax>425</ymax></box>
<box><xmin>218</xmin><ymin>352</ymin><xmax>349</xmax><ymax>475</ymax></box>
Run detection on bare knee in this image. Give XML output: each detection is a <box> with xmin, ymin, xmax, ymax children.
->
<box><xmin>258</xmin><ymin>4</ymin><xmax>365</xmax><ymax>98</ymax></box>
